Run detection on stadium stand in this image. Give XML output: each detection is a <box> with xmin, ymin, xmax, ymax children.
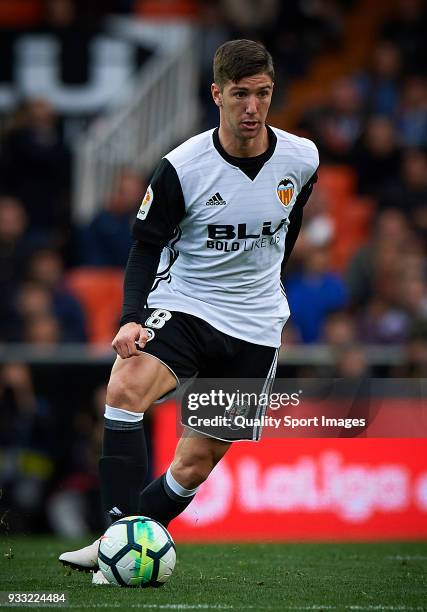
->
<box><xmin>0</xmin><ymin>0</ymin><xmax>426</xmax><ymax>535</ymax></box>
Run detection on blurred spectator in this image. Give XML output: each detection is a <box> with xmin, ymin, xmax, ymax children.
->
<box><xmin>379</xmin><ymin>148</ymin><xmax>427</xmax><ymax>214</ymax></box>
<box><xmin>15</xmin><ymin>281</ymin><xmax>52</xmax><ymax>320</ymax></box>
<box><xmin>354</xmin><ymin>41</ymin><xmax>402</xmax><ymax>117</ymax></box>
<box><xmin>300</xmin><ymin>185</ymin><xmax>335</xmax><ymax>247</ymax></box>
<box><xmin>300</xmin><ymin>78</ymin><xmax>364</xmax><ymax>163</ymax></box>
<box><xmin>357</xmin><ymin>297</ymin><xmax>409</xmax><ymax>344</ymax></box>
<box><xmin>322</xmin><ymin>310</ymin><xmax>357</xmax><ymax>346</ymax></box>
<box><xmin>332</xmin><ymin>344</ymin><xmax>372</xmax><ymax>440</ymax></box>
<box><xmin>37</xmin><ymin>0</ymin><xmax>100</xmax><ymax>85</ymax></box>
<box><xmin>395</xmin><ymin>76</ymin><xmax>427</xmax><ymax>147</ymax></box>
<box><xmin>380</xmin><ymin>0</ymin><xmax>427</xmax><ymax>73</ymax></box>
<box><xmin>9</xmin><ymin>276</ymin><xmax>85</xmax><ymax>343</ymax></box>
<box><xmin>394</xmin><ymin>326</ymin><xmax>427</xmax><ymax>377</ymax></box>
<box><xmin>27</xmin><ymin>249</ymin><xmax>87</xmax><ymax>342</ymax></box>
<box><xmin>78</xmin><ymin>168</ymin><xmax>145</xmax><ymax>267</ymax></box>
<box><xmin>198</xmin><ymin>0</ymin><xmax>230</xmax><ymax>129</ymax></box>
<box><xmin>220</xmin><ymin>0</ymin><xmax>279</xmax><ymax>42</ymax></box>
<box><xmin>346</xmin><ymin>208</ymin><xmax>414</xmax><ymax>308</ymax></box>
<box><xmin>12</xmin><ymin>281</ymin><xmax>61</xmax><ymax>345</ymax></box>
<box><xmin>397</xmin><ymin>275</ymin><xmax>427</xmax><ymax>322</ymax></box>
<box><xmin>0</xmin><ymin>98</ymin><xmax>71</xmax><ymax>241</ymax></box>
<box><xmin>0</xmin><ymin>363</ymin><xmax>54</xmax><ymax>532</ymax></box>
<box><xmin>24</xmin><ymin>312</ymin><xmax>62</xmax><ymax>346</ymax></box>
<box><xmin>0</xmin><ymin>197</ymin><xmax>36</xmax><ymax>324</ymax></box>
<box><xmin>273</xmin><ymin>0</ymin><xmax>344</xmax><ymax>76</ymax></box>
<box><xmin>285</xmin><ymin>245</ymin><xmax>348</xmax><ymax>343</ymax></box>
<box><xmin>6</xmin><ymin>280</ymin><xmax>53</xmax><ymax>342</ymax></box>
<box><xmin>0</xmin><ymin>363</ymin><xmax>48</xmax><ymax>445</ymax></box>
<box><xmin>412</xmin><ymin>205</ymin><xmax>427</xmax><ymax>244</ymax></box>
<box><xmin>334</xmin><ymin>344</ymin><xmax>369</xmax><ymax>378</ymax></box>
<box><xmin>283</xmin><ymin>184</ymin><xmax>335</xmax><ymax>280</ymax></box>
<box><xmin>41</xmin><ymin>0</ymin><xmax>79</xmax><ymax>31</ymax></box>
<box><xmin>354</xmin><ymin>116</ymin><xmax>401</xmax><ymax>197</ymax></box>
<box><xmin>48</xmin><ymin>384</ymin><xmax>106</xmax><ymax>537</ymax></box>
<box><xmin>356</xmin><ymin>233</ymin><xmax>425</xmax><ymax>344</ymax></box>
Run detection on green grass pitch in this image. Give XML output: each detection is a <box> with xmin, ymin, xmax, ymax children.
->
<box><xmin>0</xmin><ymin>537</ymin><xmax>426</xmax><ymax>611</ymax></box>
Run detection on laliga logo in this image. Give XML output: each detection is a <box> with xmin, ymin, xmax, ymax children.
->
<box><xmin>179</xmin><ymin>452</ymin><xmax>427</xmax><ymax>526</ymax></box>
<box><xmin>137</xmin><ymin>185</ymin><xmax>153</xmax><ymax>221</ymax></box>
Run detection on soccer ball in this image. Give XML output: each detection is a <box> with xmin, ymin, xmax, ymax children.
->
<box><xmin>98</xmin><ymin>515</ymin><xmax>176</xmax><ymax>587</ymax></box>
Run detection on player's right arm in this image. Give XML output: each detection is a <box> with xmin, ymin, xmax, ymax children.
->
<box><xmin>112</xmin><ymin>158</ymin><xmax>185</xmax><ymax>359</ymax></box>
<box><xmin>112</xmin><ymin>322</ymin><xmax>148</xmax><ymax>359</ymax></box>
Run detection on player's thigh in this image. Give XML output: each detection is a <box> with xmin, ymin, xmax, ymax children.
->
<box><xmin>107</xmin><ymin>353</ymin><xmax>177</xmax><ymax>412</ymax></box>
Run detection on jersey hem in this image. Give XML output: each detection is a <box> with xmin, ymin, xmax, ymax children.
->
<box><xmin>147</xmin><ymin>301</ymin><xmax>283</xmax><ymax>348</ymax></box>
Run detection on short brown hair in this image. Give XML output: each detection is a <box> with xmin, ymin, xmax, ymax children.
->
<box><xmin>213</xmin><ymin>39</ymin><xmax>274</xmax><ymax>89</ymax></box>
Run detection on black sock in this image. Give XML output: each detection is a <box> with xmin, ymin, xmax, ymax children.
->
<box><xmin>138</xmin><ymin>474</ymin><xmax>195</xmax><ymax>528</ymax></box>
<box><xmin>99</xmin><ymin>415</ymin><xmax>148</xmax><ymax>522</ymax></box>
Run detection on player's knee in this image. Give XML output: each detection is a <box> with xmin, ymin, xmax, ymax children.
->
<box><xmin>106</xmin><ymin>374</ymin><xmax>148</xmax><ymax>413</ymax></box>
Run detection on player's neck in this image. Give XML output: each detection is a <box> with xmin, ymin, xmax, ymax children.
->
<box><xmin>218</xmin><ymin>125</ymin><xmax>269</xmax><ymax>158</ymax></box>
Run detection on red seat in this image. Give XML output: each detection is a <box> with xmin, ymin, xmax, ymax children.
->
<box><xmin>135</xmin><ymin>0</ymin><xmax>199</xmax><ymax>18</ymax></box>
<box><xmin>0</xmin><ymin>0</ymin><xmax>42</xmax><ymax>26</ymax></box>
<box><xmin>66</xmin><ymin>268</ymin><xmax>124</xmax><ymax>345</ymax></box>
<box><xmin>318</xmin><ymin>166</ymin><xmax>374</xmax><ymax>271</ymax></box>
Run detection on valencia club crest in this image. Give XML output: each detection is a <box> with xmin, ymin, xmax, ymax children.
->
<box><xmin>277</xmin><ymin>178</ymin><xmax>294</xmax><ymax>206</ymax></box>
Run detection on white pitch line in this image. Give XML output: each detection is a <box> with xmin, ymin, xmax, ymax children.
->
<box><xmin>346</xmin><ymin>604</ymin><xmax>425</xmax><ymax>612</ymax></box>
<box><xmin>282</xmin><ymin>607</ymin><xmax>425</xmax><ymax>611</ymax></box>
<box><xmin>61</xmin><ymin>606</ymin><xmax>234</xmax><ymax>610</ymax></box>
<box><xmin>48</xmin><ymin>605</ymin><xmax>426</xmax><ymax>611</ymax></box>
<box><xmin>385</xmin><ymin>555</ymin><xmax>427</xmax><ymax>561</ymax></box>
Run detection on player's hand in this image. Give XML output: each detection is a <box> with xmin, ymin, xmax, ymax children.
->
<box><xmin>112</xmin><ymin>322</ymin><xmax>150</xmax><ymax>359</ymax></box>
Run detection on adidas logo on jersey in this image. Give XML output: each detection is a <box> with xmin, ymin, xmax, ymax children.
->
<box><xmin>206</xmin><ymin>192</ymin><xmax>226</xmax><ymax>206</ymax></box>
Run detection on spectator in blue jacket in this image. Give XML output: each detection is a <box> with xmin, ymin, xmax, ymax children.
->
<box><xmin>78</xmin><ymin>169</ymin><xmax>145</xmax><ymax>268</ymax></box>
<box><xmin>285</xmin><ymin>244</ymin><xmax>348</xmax><ymax>343</ymax></box>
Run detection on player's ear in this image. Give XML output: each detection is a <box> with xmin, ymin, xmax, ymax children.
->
<box><xmin>211</xmin><ymin>83</ymin><xmax>222</xmax><ymax>107</ymax></box>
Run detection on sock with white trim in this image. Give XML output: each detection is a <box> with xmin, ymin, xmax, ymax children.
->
<box><xmin>138</xmin><ymin>466</ymin><xmax>199</xmax><ymax>527</ymax></box>
<box><xmin>99</xmin><ymin>404</ymin><xmax>148</xmax><ymax>522</ymax></box>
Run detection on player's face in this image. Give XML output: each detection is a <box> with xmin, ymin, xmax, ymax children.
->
<box><xmin>212</xmin><ymin>73</ymin><xmax>274</xmax><ymax>142</ymax></box>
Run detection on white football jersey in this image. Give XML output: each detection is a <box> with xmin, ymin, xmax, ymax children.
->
<box><xmin>135</xmin><ymin>127</ymin><xmax>319</xmax><ymax>348</ymax></box>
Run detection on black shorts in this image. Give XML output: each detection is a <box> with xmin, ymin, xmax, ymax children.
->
<box><xmin>139</xmin><ymin>308</ymin><xmax>278</xmax><ymax>441</ymax></box>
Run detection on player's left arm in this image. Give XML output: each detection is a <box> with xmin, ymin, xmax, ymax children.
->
<box><xmin>281</xmin><ymin>171</ymin><xmax>317</xmax><ymax>271</ymax></box>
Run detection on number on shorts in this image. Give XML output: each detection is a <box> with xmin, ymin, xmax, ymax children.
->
<box><xmin>145</xmin><ymin>309</ymin><xmax>172</xmax><ymax>329</ymax></box>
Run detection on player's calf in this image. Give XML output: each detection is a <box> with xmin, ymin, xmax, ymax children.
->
<box><xmin>138</xmin><ymin>434</ymin><xmax>231</xmax><ymax>526</ymax></box>
<box><xmin>138</xmin><ymin>466</ymin><xmax>199</xmax><ymax>527</ymax></box>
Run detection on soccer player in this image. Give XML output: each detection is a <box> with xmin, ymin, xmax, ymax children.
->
<box><xmin>59</xmin><ymin>39</ymin><xmax>318</xmax><ymax>583</ymax></box>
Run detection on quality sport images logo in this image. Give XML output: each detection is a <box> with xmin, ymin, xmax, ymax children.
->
<box><xmin>183</xmin><ymin>388</ymin><xmax>304</xmax><ymax>435</ymax></box>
